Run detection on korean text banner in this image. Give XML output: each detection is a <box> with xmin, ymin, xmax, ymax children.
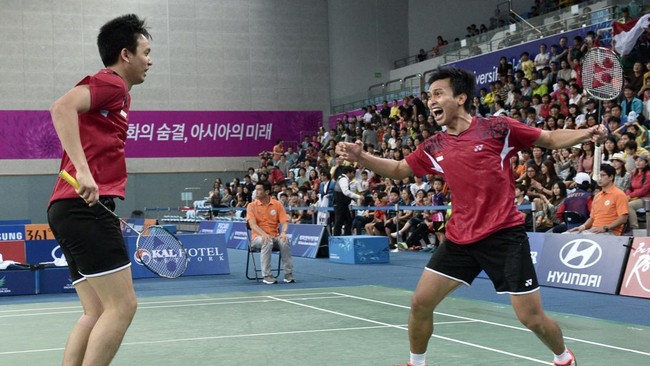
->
<box><xmin>0</xmin><ymin>110</ymin><xmax>322</xmax><ymax>159</ymax></box>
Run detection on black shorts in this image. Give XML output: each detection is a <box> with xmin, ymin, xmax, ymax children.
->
<box><xmin>426</xmin><ymin>225</ymin><xmax>539</xmax><ymax>294</ymax></box>
<box><xmin>47</xmin><ymin>198</ymin><xmax>131</xmax><ymax>284</ymax></box>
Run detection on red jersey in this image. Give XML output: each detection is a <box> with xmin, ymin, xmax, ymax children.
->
<box><xmin>49</xmin><ymin>69</ymin><xmax>130</xmax><ymax>204</ymax></box>
<box><xmin>405</xmin><ymin>116</ymin><xmax>541</xmax><ymax>244</ymax></box>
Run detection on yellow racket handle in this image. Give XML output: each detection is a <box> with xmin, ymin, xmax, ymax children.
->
<box><xmin>58</xmin><ymin>170</ymin><xmax>80</xmax><ymax>190</ymax></box>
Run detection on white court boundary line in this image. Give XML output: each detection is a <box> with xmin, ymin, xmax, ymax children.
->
<box><xmin>334</xmin><ymin>292</ymin><xmax>650</xmax><ymax>358</ymax></box>
<box><xmin>0</xmin><ymin>294</ymin><xmax>346</xmax><ymax>318</ymax></box>
<box><xmin>1</xmin><ymin>289</ymin><xmax>649</xmax><ymax>360</ymax></box>
<box><xmin>268</xmin><ymin>295</ymin><xmax>551</xmax><ymax>365</ymax></box>
<box><xmin>0</xmin><ymin>320</ymin><xmax>477</xmax><ymax>356</ymax></box>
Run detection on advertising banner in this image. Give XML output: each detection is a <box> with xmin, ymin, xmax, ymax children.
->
<box><xmin>0</xmin><ymin>110</ymin><xmax>322</xmax><ymax>159</ymax></box>
<box><xmin>24</xmin><ymin>224</ymin><xmax>55</xmax><ymax>241</ymax></box>
<box><xmin>38</xmin><ymin>267</ymin><xmax>75</xmax><ymax>294</ymax></box>
<box><xmin>537</xmin><ymin>234</ymin><xmax>630</xmax><ymax>294</ymax></box>
<box><xmin>288</xmin><ymin>224</ymin><xmax>327</xmax><ymax>259</ymax></box>
<box><xmin>127</xmin><ymin>233</ymin><xmax>230</xmax><ymax>279</ymax></box>
<box><xmin>25</xmin><ymin>239</ymin><xmax>63</xmax><ymax>265</ymax></box>
<box><xmin>619</xmin><ymin>237</ymin><xmax>650</xmax><ymax>299</ymax></box>
<box><xmin>0</xmin><ymin>240</ymin><xmax>26</xmax><ymax>263</ymax></box>
<box><xmin>0</xmin><ymin>270</ymin><xmax>36</xmax><ymax>296</ymax></box>
<box><xmin>0</xmin><ymin>225</ymin><xmax>26</xmax><ymax>242</ymax></box>
<box><xmin>225</xmin><ymin>222</ymin><xmax>249</xmax><ymax>250</ymax></box>
<box><xmin>223</xmin><ymin>221</ymin><xmax>327</xmax><ymax>258</ymax></box>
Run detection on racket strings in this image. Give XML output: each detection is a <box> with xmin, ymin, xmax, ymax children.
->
<box><xmin>137</xmin><ymin>226</ymin><xmax>188</xmax><ymax>278</ymax></box>
<box><xmin>581</xmin><ymin>48</ymin><xmax>623</xmax><ymax>100</ymax></box>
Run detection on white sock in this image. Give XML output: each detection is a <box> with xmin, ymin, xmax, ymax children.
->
<box><xmin>409</xmin><ymin>352</ymin><xmax>427</xmax><ymax>366</ymax></box>
<box><xmin>553</xmin><ymin>347</ymin><xmax>571</xmax><ymax>363</ymax></box>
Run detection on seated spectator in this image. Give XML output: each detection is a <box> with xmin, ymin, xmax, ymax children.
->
<box><xmin>364</xmin><ymin>191</ymin><xmax>389</xmax><ymax>236</ymax></box>
<box><xmin>610</xmin><ymin>152</ymin><xmax>632</xmax><ymax>191</ymax></box>
<box><xmin>536</xmin><ymin>181</ymin><xmax>567</xmax><ymax>231</ymax></box>
<box><xmin>569</xmin><ymin>165</ymin><xmax>629</xmax><ymax>235</ymax></box>
<box><xmin>554</xmin><ymin>172</ymin><xmax>593</xmax><ymax>233</ymax></box>
<box><xmin>621</xmin><ymin>85</ymin><xmax>644</xmax><ymax>118</ymax></box>
<box><xmin>625</xmin><ymin>154</ymin><xmax>650</xmax><ymax>229</ymax></box>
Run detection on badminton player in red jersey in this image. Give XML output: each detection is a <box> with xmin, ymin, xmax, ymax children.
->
<box><xmin>337</xmin><ymin>67</ymin><xmax>606</xmax><ymax>366</ymax></box>
<box><xmin>47</xmin><ymin>15</ymin><xmax>152</xmax><ymax>366</ymax></box>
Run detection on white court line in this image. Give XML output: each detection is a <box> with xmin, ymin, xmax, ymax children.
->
<box><xmin>333</xmin><ymin>292</ymin><xmax>650</xmax><ymax>357</ymax></box>
<box><xmin>0</xmin><ymin>323</ymin><xmax>406</xmax><ymax>356</ymax></box>
<box><xmin>0</xmin><ymin>294</ymin><xmax>347</xmax><ymax>318</ymax></box>
<box><xmin>0</xmin><ymin>291</ymin><xmax>340</xmax><ymax>314</ymax></box>
<box><xmin>269</xmin><ymin>295</ymin><xmax>551</xmax><ymax>365</ymax></box>
<box><xmin>0</xmin><ymin>320</ymin><xmax>480</xmax><ymax>356</ymax></box>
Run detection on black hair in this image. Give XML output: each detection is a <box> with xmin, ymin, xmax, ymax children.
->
<box><xmin>600</xmin><ymin>164</ymin><xmax>616</xmax><ymax>177</ymax></box>
<box><xmin>427</xmin><ymin>67</ymin><xmax>475</xmax><ymax>113</ymax></box>
<box><xmin>256</xmin><ymin>180</ymin><xmax>272</xmax><ymax>193</ymax></box>
<box><xmin>97</xmin><ymin>14</ymin><xmax>151</xmax><ymax>67</ymax></box>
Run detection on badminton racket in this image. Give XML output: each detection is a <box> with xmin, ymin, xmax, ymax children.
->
<box><xmin>581</xmin><ymin>47</ymin><xmax>623</xmax><ymax>181</ymax></box>
<box><xmin>58</xmin><ymin>170</ymin><xmax>188</xmax><ymax>278</ymax></box>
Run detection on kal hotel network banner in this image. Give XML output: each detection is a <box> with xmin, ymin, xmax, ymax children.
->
<box><xmin>0</xmin><ymin>110</ymin><xmax>322</xmax><ymax>159</ymax></box>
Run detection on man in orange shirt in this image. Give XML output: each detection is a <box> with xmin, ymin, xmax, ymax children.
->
<box><xmin>247</xmin><ymin>181</ymin><xmax>295</xmax><ymax>284</ymax></box>
<box><xmin>570</xmin><ymin>164</ymin><xmax>629</xmax><ymax>235</ymax></box>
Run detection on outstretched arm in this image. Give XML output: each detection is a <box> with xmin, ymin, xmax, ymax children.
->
<box><xmin>336</xmin><ymin>141</ymin><xmax>413</xmax><ymax>180</ymax></box>
<box><xmin>535</xmin><ymin>125</ymin><xmax>606</xmax><ymax>150</ymax></box>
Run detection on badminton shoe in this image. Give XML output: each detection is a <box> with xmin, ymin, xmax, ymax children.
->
<box><xmin>283</xmin><ymin>273</ymin><xmax>295</xmax><ymax>283</ymax></box>
<box><xmin>554</xmin><ymin>348</ymin><xmax>577</xmax><ymax>366</ymax></box>
<box><xmin>262</xmin><ymin>276</ymin><xmax>277</xmax><ymax>284</ymax></box>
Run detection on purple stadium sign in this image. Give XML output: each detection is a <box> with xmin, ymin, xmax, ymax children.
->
<box><xmin>0</xmin><ymin>110</ymin><xmax>322</xmax><ymax>159</ymax></box>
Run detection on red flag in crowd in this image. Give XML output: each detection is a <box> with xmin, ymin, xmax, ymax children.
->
<box><xmin>612</xmin><ymin>14</ymin><xmax>650</xmax><ymax>56</ymax></box>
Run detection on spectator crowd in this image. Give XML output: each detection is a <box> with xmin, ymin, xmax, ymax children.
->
<box><xmin>205</xmin><ymin>10</ymin><xmax>650</xmax><ymax>251</ymax></box>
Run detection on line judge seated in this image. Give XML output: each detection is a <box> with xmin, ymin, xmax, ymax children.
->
<box><xmin>569</xmin><ymin>164</ymin><xmax>629</xmax><ymax>235</ymax></box>
<box><xmin>246</xmin><ymin>180</ymin><xmax>295</xmax><ymax>284</ymax></box>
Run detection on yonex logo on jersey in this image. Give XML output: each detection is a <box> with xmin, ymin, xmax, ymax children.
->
<box><xmin>474</xmin><ymin>144</ymin><xmax>484</xmax><ymax>152</ymax></box>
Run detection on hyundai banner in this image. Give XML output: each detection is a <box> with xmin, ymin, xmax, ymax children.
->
<box><xmin>537</xmin><ymin>234</ymin><xmax>630</xmax><ymax>294</ymax></box>
<box><xmin>619</xmin><ymin>237</ymin><xmax>650</xmax><ymax>299</ymax></box>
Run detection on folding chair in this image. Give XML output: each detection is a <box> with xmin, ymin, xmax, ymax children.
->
<box><xmin>245</xmin><ymin>221</ymin><xmax>283</xmax><ymax>281</ymax></box>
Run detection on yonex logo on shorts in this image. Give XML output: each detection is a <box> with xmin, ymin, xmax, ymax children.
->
<box><xmin>559</xmin><ymin>239</ymin><xmax>602</xmax><ymax>269</ymax></box>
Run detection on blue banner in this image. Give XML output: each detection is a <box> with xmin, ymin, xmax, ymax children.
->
<box><xmin>225</xmin><ymin>222</ymin><xmax>249</xmax><ymax>250</ymax></box>
<box><xmin>537</xmin><ymin>234</ymin><xmax>630</xmax><ymax>294</ymax></box>
<box><xmin>38</xmin><ymin>267</ymin><xmax>75</xmax><ymax>294</ymax></box>
<box><xmin>288</xmin><ymin>224</ymin><xmax>327</xmax><ymax>258</ymax></box>
<box><xmin>126</xmin><ymin>233</ymin><xmax>230</xmax><ymax>279</ymax></box>
<box><xmin>221</xmin><ymin>220</ymin><xmax>327</xmax><ymax>258</ymax></box>
<box><xmin>25</xmin><ymin>239</ymin><xmax>62</xmax><ymax>264</ymax></box>
<box><xmin>0</xmin><ymin>225</ymin><xmax>26</xmax><ymax>242</ymax></box>
<box><xmin>0</xmin><ymin>270</ymin><xmax>36</xmax><ymax>296</ymax></box>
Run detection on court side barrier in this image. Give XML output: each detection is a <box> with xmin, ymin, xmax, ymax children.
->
<box><xmin>2</xmin><ymin>221</ymin><xmax>650</xmax><ymax>299</ymax></box>
<box><xmin>0</xmin><ymin>222</ymin><xmax>230</xmax><ymax>295</ymax></box>
<box><xmin>198</xmin><ymin>220</ymin><xmax>329</xmax><ymax>259</ymax></box>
